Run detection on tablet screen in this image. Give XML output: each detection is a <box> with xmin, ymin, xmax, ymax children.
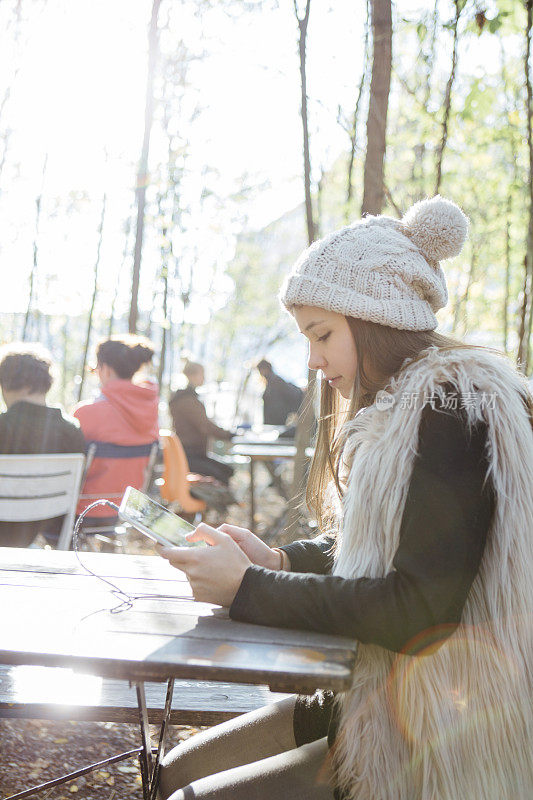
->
<box><xmin>119</xmin><ymin>487</ymin><xmax>203</xmax><ymax>547</ymax></box>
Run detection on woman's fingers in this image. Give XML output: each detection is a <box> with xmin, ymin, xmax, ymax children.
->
<box><xmin>187</xmin><ymin>522</ymin><xmax>228</xmax><ymax>545</ymax></box>
<box><xmin>216</xmin><ymin>523</ymin><xmax>279</xmax><ymax>569</ymax></box>
<box><xmin>157</xmin><ymin>524</ymin><xmax>251</xmax><ymax>607</ymax></box>
<box><xmin>157</xmin><ymin>545</ymin><xmax>198</xmax><ymax>568</ymax></box>
<box><xmin>217</xmin><ymin>523</ymin><xmax>253</xmax><ymax>542</ymax></box>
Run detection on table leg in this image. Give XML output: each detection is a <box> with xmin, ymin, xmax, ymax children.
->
<box><xmin>135</xmin><ymin>681</ymin><xmax>153</xmax><ymax>800</ymax></box>
<box><xmin>249</xmin><ymin>457</ymin><xmax>256</xmax><ymax>530</ymax></box>
<box><xmin>264</xmin><ymin>460</ymin><xmax>289</xmax><ymax>499</ymax></box>
<box><xmin>149</xmin><ymin>678</ymin><xmax>175</xmax><ymax>800</ymax></box>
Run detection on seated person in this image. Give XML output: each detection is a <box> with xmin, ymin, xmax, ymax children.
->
<box><xmin>168</xmin><ymin>361</ymin><xmax>234</xmax><ymax>486</ymax></box>
<box><xmin>74</xmin><ymin>335</ymin><xmax>159</xmax><ymax>521</ymax></box>
<box><xmin>256</xmin><ymin>358</ymin><xmax>303</xmax><ymax>427</ymax></box>
<box><xmin>0</xmin><ymin>343</ymin><xmax>85</xmax><ymax>547</ymax></box>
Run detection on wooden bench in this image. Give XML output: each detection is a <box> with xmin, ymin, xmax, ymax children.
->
<box><xmin>0</xmin><ymin>664</ymin><xmax>290</xmax><ymax>727</ymax></box>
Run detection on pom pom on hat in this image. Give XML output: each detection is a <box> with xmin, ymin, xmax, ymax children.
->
<box><xmin>402</xmin><ymin>195</ymin><xmax>468</xmax><ymax>263</ymax></box>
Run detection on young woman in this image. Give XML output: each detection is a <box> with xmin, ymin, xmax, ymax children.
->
<box><xmin>158</xmin><ymin>197</ymin><xmax>533</xmax><ymax>800</ymax></box>
<box><xmin>74</xmin><ymin>335</ymin><xmax>159</xmax><ymax>518</ymax></box>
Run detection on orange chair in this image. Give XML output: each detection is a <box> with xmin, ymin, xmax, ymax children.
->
<box><xmin>159</xmin><ymin>430</ymin><xmax>206</xmax><ymax>514</ymax></box>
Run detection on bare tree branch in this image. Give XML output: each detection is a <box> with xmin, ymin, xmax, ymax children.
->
<box><xmin>78</xmin><ymin>193</ymin><xmax>107</xmax><ymax>401</ymax></box>
<box><xmin>383</xmin><ymin>181</ymin><xmax>402</xmax><ymax>218</ymax></box>
<box><xmin>434</xmin><ymin>0</ymin><xmax>462</xmax><ymax>195</ymax></box>
<box><xmin>22</xmin><ymin>153</ymin><xmax>48</xmax><ymax>340</ymax></box>
<box><xmin>345</xmin><ymin>0</ymin><xmax>370</xmax><ymax>220</ymax></box>
<box><xmin>518</xmin><ymin>0</ymin><xmax>533</xmax><ymax>373</ymax></box>
<box><xmin>129</xmin><ymin>0</ymin><xmax>162</xmax><ymax>334</ymax></box>
<box><xmin>288</xmin><ymin>0</ymin><xmax>316</xmax><ymax>536</ymax></box>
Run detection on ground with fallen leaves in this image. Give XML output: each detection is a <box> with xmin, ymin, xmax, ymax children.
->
<box><xmin>0</xmin><ymin>718</ymin><xmax>200</xmax><ymax>798</ymax></box>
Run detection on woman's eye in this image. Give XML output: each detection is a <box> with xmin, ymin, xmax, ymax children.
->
<box><xmin>318</xmin><ymin>332</ymin><xmax>330</xmax><ymax>342</ymax></box>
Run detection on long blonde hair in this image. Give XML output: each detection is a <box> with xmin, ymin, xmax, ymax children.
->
<box><xmin>306</xmin><ymin>317</ymin><xmax>533</xmax><ymax>533</ymax></box>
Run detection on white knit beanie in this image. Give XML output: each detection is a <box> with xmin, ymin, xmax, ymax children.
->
<box><xmin>280</xmin><ymin>196</ymin><xmax>469</xmax><ymax>331</ymax></box>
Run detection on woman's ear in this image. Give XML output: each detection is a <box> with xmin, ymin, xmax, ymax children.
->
<box><xmin>98</xmin><ymin>363</ymin><xmax>114</xmax><ymax>385</ymax></box>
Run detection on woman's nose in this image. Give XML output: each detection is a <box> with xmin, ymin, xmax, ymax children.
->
<box><xmin>308</xmin><ymin>344</ymin><xmax>326</xmax><ymax>371</ymax></box>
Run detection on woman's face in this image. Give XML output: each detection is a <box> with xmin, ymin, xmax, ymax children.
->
<box><xmin>293</xmin><ymin>305</ymin><xmax>357</xmax><ymax>399</ymax></box>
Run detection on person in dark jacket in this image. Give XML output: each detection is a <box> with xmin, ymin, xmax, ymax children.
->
<box><xmin>256</xmin><ymin>359</ymin><xmax>303</xmax><ymax>426</ymax></box>
<box><xmin>0</xmin><ymin>343</ymin><xmax>86</xmax><ymax>547</ymax></box>
<box><xmin>168</xmin><ymin>361</ymin><xmax>235</xmax><ymax>486</ymax></box>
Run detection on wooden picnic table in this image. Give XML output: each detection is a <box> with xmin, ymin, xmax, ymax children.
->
<box><xmin>232</xmin><ymin>424</ymin><xmax>293</xmax><ymax>446</ymax></box>
<box><xmin>0</xmin><ymin>547</ymin><xmax>357</xmax><ymax>799</ymax></box>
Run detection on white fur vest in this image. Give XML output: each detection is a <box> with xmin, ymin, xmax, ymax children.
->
<box><xmin>332</xmin><ymin>346</ymin><xmax>533</xmax><ymax>800</ymax></box>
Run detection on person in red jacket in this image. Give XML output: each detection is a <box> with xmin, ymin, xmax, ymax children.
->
<box><xmin>74</xmin><ymin>335</ymin><xmax>159</xmax><ymax>519</ymax></box>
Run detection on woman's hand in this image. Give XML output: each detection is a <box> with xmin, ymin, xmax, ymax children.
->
<box><xmin>216</xmin><ymin>523</ymin><xmax>281</xmax><ymax>570</ymax></box>
<box><xmin>157</xmin><ymin>523</ymin><xmax>252</xmax><ymax>607</ymax></box>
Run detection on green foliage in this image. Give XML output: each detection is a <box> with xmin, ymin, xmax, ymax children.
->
<box><xmin>308</xmin><ymin>2</ymin><xmax>531</xmax><ymax>362</ymax></box>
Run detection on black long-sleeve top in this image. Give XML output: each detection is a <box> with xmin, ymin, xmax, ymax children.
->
<box><xmin>230</xmin><ymin>404</ymin><xmax>495</xmax><ymax>747</ymax></box>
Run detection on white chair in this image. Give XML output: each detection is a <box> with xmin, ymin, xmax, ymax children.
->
<box><xmin>0</xmin><ymin>453</ymin><xmax>85</xmax><ymax>550</ymax></box>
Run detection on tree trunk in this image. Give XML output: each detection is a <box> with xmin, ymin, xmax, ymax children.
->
<box><xmin>61</xmin><ymin>316</ymin><xmax>69</xmax><ymax>407</ymax></box>
<box><xmin>424</xmin><ymin>0</ymin><xmax>439</xmax><ymax>110</ymax></box>
<box><xmin>157</xmin><ymin>248</ymin><xmax>169</xmax><ymax>390</ymax></box>
<box><xmin>361</xmin><ymin>0</ymin><xmax>392</xmax><ymax>216</ymax></box>
<box><xmin>129</xmin><ymin>0</ymin><xmax>161</xmax><ymax>334</ymax></box>
<box><xmin>519</xmin><ymin>0</ymin><xmax>533</xmax><ymax>373</ymax></box>
<box><xmin>525</xmin><ymin>0</ymin><xmax>533</xmax><ymax>373</ymax></box>
<box><xmin>452</xmin><ymin>235</ymin><xmax>477</xmax><ymax>337</ymax></box>
<box><xmin>295</xmin><ymin>0</ymin><xmax>315</xmax><ymax>244</ymax></box>
<box><xmin>434</xmin><ymin>0</ymin><xmax>462</xmax><ymax>196</ymax></box>
<box><xmin>517</xmin><ymin>256</ymin><xmax>530</xmax><ymax>370</ymax></box>
<box><xmin>526</xmin><ymin>268</ymin><xmax>533</xmax><ymax>374</ymax></box>
<box><xmin>0</xmin><ymin>5</ymin><xmax>24</xmax><ymax>188</ymax></box>
<box><xmin>232</xmin><ymin>369</ymin><xmax>252</xmax><ymax>428</ymax></box>
<box><xmin>22</xmin><ymin>153</ymin><xmax>47</xmax><ymax>341</ymax></box>
<box><xmin>460</xmin><ymin>241</ymin><xmax>477</xmax><ymax>336</ymax></box>
<box><xmin>287</xmin><ymin>0</ymin><xmax>317</xmax><ymax>537</ymax></box>
<box><xmin>167</xmin><ymin>287</ymin><xmax>175</xmax><ymax>392</ymax></box>
<box><xmin>412</xmin><ymin>1</ymin><xmax>439</xmax><ymax>200</ymax></box>
<box><xmin>0</xmin><ymin>83</ymin><xmax>15</xmax><ymax>187</ymax></box>
<box><xmin>345</xmin><ymin>0</ymin><xmax>370</xmax><ymax>222</ymax></box>
<box><xmin>109</xmin><ymin>214</ymin><xmax>132</xmax><ymax>337</ymax></box>
<box><xmin>77</xmin><ymin>194</ymin><xmax>107</xmax><ymax>401</ymax></box>
<box><xmin>316</xmin><ymin>168</ymin><xmax>324</xmax><ymax>237</ymax></box>
<box><xmin>503</xmin><ymin>195</ymin><xmax>511</xmax><ymax>354</ymax></box>
<box><xmin>156</xmin><ymin>70</ymin><xmax>178</xmax><ymax>392</ymax></box>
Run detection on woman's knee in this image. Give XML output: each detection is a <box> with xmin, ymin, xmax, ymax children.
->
<box><xmin>159</xmin><ymin>736</ymin><xmax>334</xmax><ymax>800</ymax></box>
<box><xmin>158</xmin><ymin>697</ymin><xmax>297</xmax><ymax>798</ymax></box>
<box><xmin>158</xmin><ymin>787</ymin><xmax>189</xmax><ymax>800</ymax></box>
<box><xmin>158</xmin><ymin>745</ymin><xmax>192</xmax><ymax>800</ymax></box>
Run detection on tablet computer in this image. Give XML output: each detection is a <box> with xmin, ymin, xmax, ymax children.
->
<box><xmin>118</xmin><ymin>486</ymin><xmax>205</xmax><ymax>548</ymax></box>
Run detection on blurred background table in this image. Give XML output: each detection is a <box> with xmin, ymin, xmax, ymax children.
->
<box><xmin>230</xmin><ymin>436</ymin><xmax>313</xmax><ymax>529</ymax></box>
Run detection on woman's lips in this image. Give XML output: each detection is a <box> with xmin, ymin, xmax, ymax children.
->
<box><xmin>327</xmin><ymin>376</ymin><xmax>341</xmax><ymax>386</ymax></box>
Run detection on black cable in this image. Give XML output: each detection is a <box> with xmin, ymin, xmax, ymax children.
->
<box><xmin>73</xmin><ymin>500</ymin><xmax>191</xmax><ymax>615</ymax></box>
